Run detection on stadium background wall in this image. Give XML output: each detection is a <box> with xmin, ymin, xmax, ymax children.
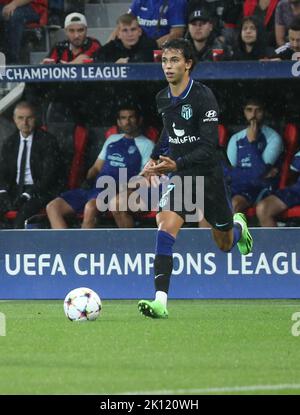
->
<box><xmin>1</xmin><ymin>62</ymin><xmax>299</xmax><ymax>300</ymax></box>
<box><xmin>16</xmin><ymin>62</ymin><xmax>299</xmax><ymax>141</ymax></box>
<box><xmin>0</xmin><ymin>229</ymin><xmax>300</xmax><ymax>300</ymax></box>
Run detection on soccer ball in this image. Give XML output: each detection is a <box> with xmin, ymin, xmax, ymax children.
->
<box><xmin>64</xmin><ymin>287</ymin><xmax>102</xmax><ymax>321</ymax></box>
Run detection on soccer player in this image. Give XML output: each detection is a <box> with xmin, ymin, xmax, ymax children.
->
<box><xmin>138</xmin><ymin>38</ymin><xmax>253</xmax><ymax>319</ymax></box>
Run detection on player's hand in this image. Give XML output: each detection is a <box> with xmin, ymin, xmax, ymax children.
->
<box><xmin>65</xmin><ymin>54</ymin><xmax>91</xmax><ymax>64</ymax></box>
<box><xmin>42</xmin><ymin>58</ymin><xmax>56</xmax><ymax>64</ymax></box>
<box><xmin>247</xmin><ymin>119</ymin><xmax>258</xmax><ymax>142</ymax></box>
<box><xmin>115</xmin><ymin>57</ymin><xmax>129</xmax><ymax>64</ymax></box>
<box><xmin>145</xmin><ymin>156</ymin><xmax>177</xmax><ymax>174</ymax></box>
<box><xmin>2</xmin><ymin>3</ymin><xmax>17</xmax><ymax>19</ymax></box>
<box><xmin>264</xmin><ymin>166</ymin><xmax>279</xmax><ymax>179</ymax></box>
<box><xmin>140</xmin><ymin>159</ymin><xmax>157</xmax><ymax>177</ymax></box>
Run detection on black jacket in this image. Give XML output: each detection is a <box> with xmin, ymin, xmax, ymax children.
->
<box><xmin>0</xmin><ymin>129</ymin><xmax>62</xmax><ymax>200</ymax></box>
<box><xmin>94</xmin><ymin>33</ymin><xmax>158</xmax><ymax>63</ymax></box>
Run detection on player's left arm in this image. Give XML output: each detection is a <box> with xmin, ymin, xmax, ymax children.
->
<box><xmin>176</xmin><ymin>88</ymin><xmax>219</xmax><ymax>174</ymax></box>
<box><xmin>87</xmin><ymin>159</ymin><xmax>105</xmax><ymax>180</ymax></box>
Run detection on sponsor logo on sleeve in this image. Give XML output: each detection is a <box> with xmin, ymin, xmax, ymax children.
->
<box><xmin>203</xmin><ymin>110</ymin><xmax>218</xmax><ymax>122</ymax></box>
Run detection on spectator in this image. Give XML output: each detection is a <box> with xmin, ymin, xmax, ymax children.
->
<box><xmin>224</xmin><ymin>97</ymin><xmax>284</xmax><ymax>213</ymax></box>
<box><xmin>0</xmin><ymin>101</ymin><xmax>61</xmax><ymax>229</ymax></box>
<box><xmin>256</xmin><ymin>149</ymin><xmax>300</xmax><ymax>226</ymax></box>
<box><xmin>187</xmin><ymin>0</ymin><xmax>225</xmax><ymax>37</ymax></box>
<box><xmin>46</xmin><ymin>104</ymin><xmax>154</xmax><ymax>229</ymax></box>
<box><xmin>0</xmin><ymin>0</ymin><xmax>46</xmax><ymax>64</ymax></box>
<box><xmin>108</xmin><ymin>0</ymin><xmax>187</xmax><ymax>48</ymax></box>
<box><xmin>222</xmin><ymin>0</ymin><xmax>244</xmax><ymax>45</ymax></box>
<box><xmin>273</xmin><ymin>17</ymin><xmax>300</xmax><ymax>58</ymax></box>
<box><xmin>243</xmin><ymin>0</ymin><xmax>280</xmax><ymax>47</ymax></box>
<box><xmin>94</xmin><ymin>13</ymin><xmax>158</xmax><ymax>63</ymax></box>
<box><xmin>186</xmin><ymin>8</ymin><xmax>232</xmax><ymax>61</ymax></box>
<box><xmin>275</xmin><ymin>0</ymin><xmax>300</xmax><ymax>47</ymax></box>
<box><xmin>231</xmin><ymin>16</ymin><xmax>274</xmax><ymax>60</ymax></box>
<box><xmin>42</xmin><ymin>12</ymin><xmax>101</xmax><ymax>64</ymax></box>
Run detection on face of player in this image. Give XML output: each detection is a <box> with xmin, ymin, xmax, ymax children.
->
<box><xmin>241</xmin><ymin>20</ymin><xmax>257</xmax><ymax>45</ymax></box>
<box><xmin>117</xmin><ymin>21</ymin><xmax>142</xmax><ymax>48</ymax></box>
<box><xmin>289</xmin><ymin>0</ymin><xmax>300</xmax><ymax>17</ymax></box>
<box><xmin>161</xmin><ymin>48</ymin><xmax>192</xmax><ymax>85</ymax></box>
<box><xmin>65</xmin><ymin>24</ymin><xmax>87</xmax><ymax>48</ymax></box>
<box><xmin>244</xmin><ymin>104</ymin><xmax>264</xmax><ymax>125</ymax></box>
<box><xmin>188</xmin><ymin>20</ymin><xmax>213</xmax><ymax>42</ymax></box>
<box><xmin>117</xmin><ymin>110</ymin><xmax>141</xmax><ymax>137</ymax></box>
<box><xmin>289</xmin><ymin>29</ymin><xmax>300</xmax><ymax>52</ymax></box>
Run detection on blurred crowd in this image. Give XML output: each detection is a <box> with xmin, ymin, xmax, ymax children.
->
<box><xmin>0</xmin><ymin>0</ymin><xmax>299</xmax><ymax>65</ymax></box>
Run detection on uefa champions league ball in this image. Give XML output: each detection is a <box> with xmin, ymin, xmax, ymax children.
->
<box><xmin>64</xmin><ymin>287</ymin><xmax>102</xmax><ymax>321</ymax></box>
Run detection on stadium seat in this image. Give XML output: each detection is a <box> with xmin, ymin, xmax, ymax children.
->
<box><xmin>278</xmin><ymin>123</ymin><xmax>300</xmax><ymax>221</ymax></box>
<box><xmin>218</xmin><ymin>124</ymin><xmax>229</xmax><ymax>147</ymax></box>
<box><xmin>26</xmin><ymin>0</ymin><xmax>48</xmax><ymax>29</ymax></box>
<box><xmin>278</xmin><ymin>123</ymin><xmax>299</xmax><ymax>189</ymax></box>
<box><xmin>67</xmin><ymin>125</ymin><xmax>89</xmax><ymax>189</ymax></box>
<box><xmin>25</xmin><ymin>0</ymin><xmax>50</xmax><ymax>57</ymax></box>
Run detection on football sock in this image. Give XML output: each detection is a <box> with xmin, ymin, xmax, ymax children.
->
<box><xmin>154</xmin><ymin>255</ymin><xmax>173</xmax><ymax>295</ymax></box>
<box><xmin>155</xmin><ymin>291</ymin><xmax>168</xmax><ymax>308</ymax></box>
<box><xmin>154</xmin><ymin>230</ymin><xmax>175</xmax><ymax>297</ymax></box>
<box><xmin>155</xmin><ymin>230</ymin><xmax>175</xmax><ymax>256</ymax></box>
<box><xmin>232</xmin><ymin>222</ymin><xmax>242</xmax><ymax>248</ymax></box>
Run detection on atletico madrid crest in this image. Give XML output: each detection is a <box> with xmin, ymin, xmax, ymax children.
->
<box><xmin>181</xmin><ymin>104</ymin><xmax>193</xmax><ymax>120</ymax></box>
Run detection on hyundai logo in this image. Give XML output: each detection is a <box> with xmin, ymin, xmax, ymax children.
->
<box><xmin>205</xmin><ymin>110</ymin><xmax>217</xmax><ymax>117</ymax></box>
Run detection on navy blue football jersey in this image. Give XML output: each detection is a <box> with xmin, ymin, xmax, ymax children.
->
<box><xmin>152</xmin><ymin>78</ymin><xmax>221</xmax><ymax>176</ymax></box>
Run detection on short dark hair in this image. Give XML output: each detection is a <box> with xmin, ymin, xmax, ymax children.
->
<box><xmin>161</xmin><ymin>38</ymin><xmax>196</xmax><ymax>72</ymax></box>
<box><xmin>117</xmin><ymin>103</ymin><xmax>142</xmax><ymax>119</ymax></box>
<box><xmin>243</xmin><ymin>96</ymin><xmax>265</xmax><ymax>109</ymax></box>
<box><xmin>289</xmin><ymin>18</ymin><xmax>300</xmax><ymax>31</ymax></box>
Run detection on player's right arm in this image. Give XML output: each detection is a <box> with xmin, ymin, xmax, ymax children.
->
<box><xmin>87</xmin><ymin>159</ymin><xmax>105</xmax><ymax>180</ymax></box>
<box><xmin>150</xmin><ymin>127</ymin><xmax>169</xmax><ymax>161</ymax></box>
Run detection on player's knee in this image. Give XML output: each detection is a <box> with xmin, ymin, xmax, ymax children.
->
<box><xmin>46</xmin><ymin>198</ymin><xmax>60</xmax><ymax>215</ymax></box>
<box><xmin>108</xmin><ymin>194</ymin><xmax>122</xmax><ymax>213</ymax></box>
<box><xmin>83</xmin><ymin>201</ymin><xmax>97</xmax><ymax>218</ymax></box>
<box><xmin>256</xmin><ymin>200</ymin><xmax>268</xmax><ymax>219</ymax></box>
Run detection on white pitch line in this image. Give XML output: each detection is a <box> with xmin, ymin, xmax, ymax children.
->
<box><xmin>117</xmin><ymin>383</ymin><xmax>300</xmax><ymax>395</ymax></box>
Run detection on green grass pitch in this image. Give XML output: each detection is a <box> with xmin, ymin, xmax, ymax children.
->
<box><xmin>0</xmin><ymin>299</ymin><xmax>300</xmax><ymax>395</ymax></box>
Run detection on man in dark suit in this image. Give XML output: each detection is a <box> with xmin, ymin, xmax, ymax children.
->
<box><xmin>0</xmin><ymin>101</ymin><xmax>61</xmax><ymax>228</ymax></box>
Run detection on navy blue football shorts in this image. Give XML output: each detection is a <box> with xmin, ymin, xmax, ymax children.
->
<box><xmin>61</xmin><ymin>188</ymin><xmax>103</xmax><ymax>214</ymax></box>
<box><xmin>157</xmin><ymin>167</ymin><xmax>234</xmax><ymax>231</ymax></box>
